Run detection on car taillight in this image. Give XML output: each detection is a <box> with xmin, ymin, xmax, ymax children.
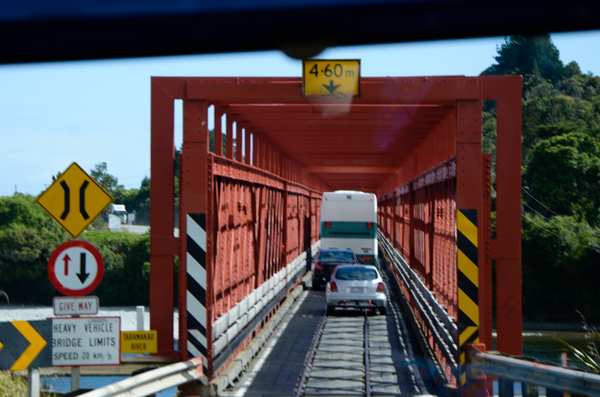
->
<box><xmin>330</xmin><ymin>281</ymin><xmax>338</xmax><ymax>292</ymax></box>
<box><xmin>314</xmin><ymin>262</ymin><xmax>323</xmax><ymax>270</ymax></box>
<box><xmin>325</xmin><ymin>222</ymin><xmax>331</xmax><ymax>228</ymax></box>
<box><xmin>367</xmin><ymin>222</ymin><xmax>373</xmax><ymax>229</ymax></box>
<box><xmin>362</xmin><ymin>257</ymin><xmax>373</xmax><ymax>261</ymax></box>
<box><xmin>377</xmin><ymin>282</ymin><xmax>385</xmax><ymax>292</ymax></box>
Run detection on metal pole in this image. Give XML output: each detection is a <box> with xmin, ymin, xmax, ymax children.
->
<box><xmin>136</xmin><ymin>306</ymin><xmax>145</xmax><ymax>331</ymax></box>
<box><xmin>27</xmin><ymin>368</ymin><xmax>40</xmax><ymax>397</ymax></box>
<box><xmin>71</xmin><ymin>366</ymin><xmax>80</xmax><ymax>391</ymax></box>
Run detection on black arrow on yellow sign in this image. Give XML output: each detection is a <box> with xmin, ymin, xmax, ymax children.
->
<box><xmin>0</xmin><ymin>320</ymin><xmax>52</xmax><ymax>370</ymax></box>
<box><xmin>322</xmin><ymin>80</ymin><xmax>341</xmax><ymax>94</ymax></box>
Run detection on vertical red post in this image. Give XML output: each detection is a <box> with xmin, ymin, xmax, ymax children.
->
<box><xmin>227</xmin><ymin>118</ymin><xmax>234</xmax><ymax>160</ymax></box>
<box><xmin>181</xmin><ymin>99</ymin><xmax>212</xmax><ymax>377</ymax></box>
<box><xmin>214</xmin><ymin>107</ymin><xmax>224</xmax><ymax>156</ymax></box>
<box><xmin>485</xmin><ymin>76</ymin><xmax>523</xmax><ymax>356</ymax></box>
<box><xmin>236</xmin><ymin>125</ymin><xmax>244</xmax><ymax>162</ymax></box>
<box><xmin>150</xmin><ymin>77</ymin><xmax>179</xmax><ymax>358</ymax></box>
<box><xmin>456</xmin><ymin>98</ymin><xmax>483</xmax><ymax>389</ymax></box>
<box><xmin>245</xmin><ymin>129</ymin><xmax>251</xmax><ymax>165</ymax></box>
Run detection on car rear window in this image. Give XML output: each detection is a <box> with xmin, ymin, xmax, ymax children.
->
<box><xmin>319</xmin><ymin>251</ymin><xmax>355</xmax><ymax>262</ymax></box>
<box><xmin>335</xmin><ymin>267</ymin><xmax>378</xmax><ymax>280</ymax></box>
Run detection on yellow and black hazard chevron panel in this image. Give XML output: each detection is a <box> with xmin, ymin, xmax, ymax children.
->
<box><xmin>457</xmin><ymin>209</ymin><xmax>479</xmax><ymax>385</ymax></box>
<box><xmin>0</xmin><ymin>320</ymin><xmax>52</xmax><ymax>370</ymax></box>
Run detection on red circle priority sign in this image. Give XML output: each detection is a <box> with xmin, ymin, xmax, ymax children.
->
<box><xmin>48</xmin><ymin>241</ymin><xmax>104</xmax><ymax>296</ymax></box>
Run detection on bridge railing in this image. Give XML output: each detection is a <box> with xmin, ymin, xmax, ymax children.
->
<box><xmin>379</xmin><ymin>232</ymin><xmax>459</xmax><ymax>382</ymax></box>
<box><xmin>466</xmin><ymin>344</ymin><xmax>600</xmax><ymax>397</ymax></box>
<box><xmin>79</xmin><ymin>357</ymin><xmax>205</xmax><ymax>397</ymax></box>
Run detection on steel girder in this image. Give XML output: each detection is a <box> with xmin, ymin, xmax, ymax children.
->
<box><xmin>150</xmin><ymin>76</ymin><xmax>522</xmax><ymax>390</ymax></box>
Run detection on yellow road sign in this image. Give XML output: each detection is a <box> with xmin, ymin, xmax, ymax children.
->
<box><xmin>121</xmin><ymin>331</ymin><xmax>158</xmax><ymax>354</ymax></box>
<box><xmin>303</xmin><ymin>59</ymin><xmax>360</xmax><ymax>97</ymax></box>
<box><xmin>36</xmin><ymin>163</ymin><xmax>113</xmax><ymax>238</ymax></box>
<box><xmin>0</xmin><ymin>320</ymin><xmax>52</xmax><ymax>370</ymax></box>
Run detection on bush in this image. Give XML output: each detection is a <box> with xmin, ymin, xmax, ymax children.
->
<box><xmin>522</xmin><ymin>213</ymin><xmax>600</xmax><ymax>322</ymax></box>
<box><xmin>0</xmin><ymin>194</ymin><xmax>151</xmax><ymax>305</ymax></box>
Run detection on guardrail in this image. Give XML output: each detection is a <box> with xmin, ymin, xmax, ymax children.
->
<box><xmin>378</xmin><ymin>233</ymin><xmax>458</xmax><ymax>376</ymax></box>
<box><xmin>467</xmin><ymin>344</ymin><xmax>600</xmax><ymax>397</ymax></box>
<box><xmin>211</xmin><ymin>241</ymin><xmax>320</xmax><ymax>375</ymax></box>
<box><xmin>78</xmin><ymin>357</ymin><xmax>205</xmax><ymax>397</ymax></box>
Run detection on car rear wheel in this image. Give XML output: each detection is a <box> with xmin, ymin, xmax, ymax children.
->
<box><xmin>379</xmin><ymin>307</ymin><xmax>387</xmax><ymax>315</ymax></box>
<box><xmin>327</xmin><ymin>305</ymin><xmax>335</xmax><ymax>316</ymax></box>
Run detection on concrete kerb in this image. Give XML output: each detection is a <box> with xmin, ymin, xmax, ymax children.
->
<box><xmin>210</xmin><ymin>272</ymin><xmax>311</xmax><ymax>393</ymax></box>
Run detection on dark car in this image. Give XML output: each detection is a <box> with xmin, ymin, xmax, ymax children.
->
<box><xmin>311</xmin><ymin>249</ymin><xmax>359</xmax><ymax>289</ymax></box>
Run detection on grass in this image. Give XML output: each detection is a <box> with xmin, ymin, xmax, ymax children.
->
<box><xmin>557</xmin><ymin>311</ymin><xmax>600</xmax><ymax>372</ymax></box>
<box><xmin>0</xmin><ymin>371</ymin><xmax>27</xmax><ymax>397</ymax></box>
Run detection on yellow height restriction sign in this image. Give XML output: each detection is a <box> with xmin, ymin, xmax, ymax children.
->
<box><xmin>302</xmin><ymin>59</ymin><xmax>360</xmax><ymax>97</ymax></box>
<box><xmin>36</xmin><ymin>162</ymin><xmax>113</xmax><ymax>238</ymax></box>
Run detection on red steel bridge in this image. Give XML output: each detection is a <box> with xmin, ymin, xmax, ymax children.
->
<box><xmin>149</xmin><ymin>75</ymin><xmax>523</xmax><ymax>395</ymax></box>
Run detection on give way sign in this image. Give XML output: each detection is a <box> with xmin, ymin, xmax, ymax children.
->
<box><xmin>48</xmin><ymin>241</ymin><xmax>104</xmax><ymax>296</ymax></box>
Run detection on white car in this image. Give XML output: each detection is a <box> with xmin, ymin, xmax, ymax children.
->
<box><xmin>326</xmin><ymin>265</ymin><xmax>387</xmax><ymax>315</ymax></box>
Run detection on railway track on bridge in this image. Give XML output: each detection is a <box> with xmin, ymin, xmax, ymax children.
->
<box><xmin>295</xmin><ymin>286</ymin><xmax>431</xmax><ymax>397</ymax></box>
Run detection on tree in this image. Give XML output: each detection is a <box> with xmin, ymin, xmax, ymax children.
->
<box><xmin>90</xmin><ymin>162</ymin><xmax>122</xmax><ymax>195</ymax></box>
<box><xmin>482</xmin><ymin>35</ymin><xmax>564</xmax><ymax>84</ymax></box>
<box><xmin>525</xmin><ymin>132</ymin><xmax>600</xmax><ymax>225</ymax></box>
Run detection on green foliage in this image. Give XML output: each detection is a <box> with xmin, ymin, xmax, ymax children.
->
<box><xmin>525</xmin><ymin>132</ymin><xmax>600</xmax><ymax>225</ymax></box>
<box><xmin>0</xmin><ymin>195</ymin><xmax>67</xmax><ymax>303</ymax></box>
<box><xmin>557</xmin><ymin>314</ymin><xmax>600</xmax><ymax>372</ymax></box>
<box><xmin>482</xmin><ymin>34</ymin><xmax>564</xmax><ymax>84</ymax></box>
<box><xmin>113</xmin><ymin>176</ymin><xmax>150</xmax><ymax>225</ymax></box>
<box><xmin>0</xmin><ymin>194</ymin><xmax>151</xmax><ymax>305</ymax></box>
<box><xmin>522</xmin><ymin>213</ymin><xmax>600</xmax><ymax>322</ymax></box>
<box><xmin>90</xmin><ymin>162</ymin><xmax>123</xmax><ymax>196</ymax></box>
<box><xmin>79</xmin><ymin>232</ymin><xmax>150</xmax><ymax>306</ymax></box>
<box><xmin>0</xmin><ymin>195</ymin><xmax>65</xmax><ymax>235</ymax></box>
<box><xmin>0</xmin><ymin>371</ymin><xmax>27</xmax><ymax>397</ymax></box>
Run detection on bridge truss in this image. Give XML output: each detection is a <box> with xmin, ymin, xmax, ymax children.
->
<box><xmin>149</xmin><ymin>75</ymin><xmax>522</xmax><ymax>393</ymax></box>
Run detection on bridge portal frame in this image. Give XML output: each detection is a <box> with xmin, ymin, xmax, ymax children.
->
<box><xmin>149</xmin><ymin>75</ymin><xmax>522</xmax><ymax>390</ymax></box>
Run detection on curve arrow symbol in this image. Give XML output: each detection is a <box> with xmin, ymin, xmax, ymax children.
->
<box><xmin>323</xmin><ymin>80</ymin><xmax>341</xmax><ymax>94</ymax></box>
<box><xmin>10</xmin><ymin>321</ymin><xmax>47</xmax><ymax>370</ymax></box>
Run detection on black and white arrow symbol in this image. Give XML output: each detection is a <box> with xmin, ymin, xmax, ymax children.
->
<box><xmin>76</xmin><ymin>252</ymin><xmax>89</xmax><ymax>284</ymax></box>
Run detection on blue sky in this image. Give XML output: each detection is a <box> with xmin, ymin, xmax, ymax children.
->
<box><xmin>1</xmin><ymin>31</ymin><xmax>600</xmax><ymax>198</ymax></box>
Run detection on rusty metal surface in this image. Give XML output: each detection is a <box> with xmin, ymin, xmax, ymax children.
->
<box><xmin>150</xmin><ymin>75</ymin><xmax>523</xmax><ymax>390</ymax></box>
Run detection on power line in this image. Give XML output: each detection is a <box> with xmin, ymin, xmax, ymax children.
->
<box><xmin>521</xmin><ymin>187</ymin><xmax>600</xmax><ymax>239</ymax></box>
<box><xmin>522</xmin><ymin>210</ymin><xmax>600</xmax><ymax>254</ymax></box>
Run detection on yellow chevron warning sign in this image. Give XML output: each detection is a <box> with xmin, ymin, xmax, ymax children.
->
<box><xmin>457</xmin><ymin>209</ymin><xmax>479</xmax><ymax>385</ymax></box>
<box><xmin>0</xmin><ymin>320</ymin><xmax>52</xmax><ymax>370</ymax></box>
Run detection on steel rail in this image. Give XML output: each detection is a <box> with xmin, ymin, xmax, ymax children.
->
<box><xmin>469</xmin><ymin>347</ymin><xmax>600</xmax><ymax>397</ymax></box>
<box><xmin>78</xmin><ymin>357</ymin><xmax>205</xmax><ymax>397</ymax></box>
<box><xmin>295</xmin><ymin>310</ymin><xmax>327</xmax><ymax>397</ymax></box>
<box><xmin>379</xmin><ymin>233</ymin><xmax>458</xmax><ymax>372</ymax></box>
<box><xmin>364</xmin><ymin>309</ymin><xmax>371</xmax><ymax>397</ymax></box>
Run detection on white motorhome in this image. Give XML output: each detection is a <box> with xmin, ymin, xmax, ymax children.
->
<box><xmin>320</xmin><ymin>191</ymin><xmax>378</xmax><ymax>264</ymax></box>
<box><xmin>108</xmin><ymin>204</ymin><xmax>128</xmax><ymax>224</ymax></box>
